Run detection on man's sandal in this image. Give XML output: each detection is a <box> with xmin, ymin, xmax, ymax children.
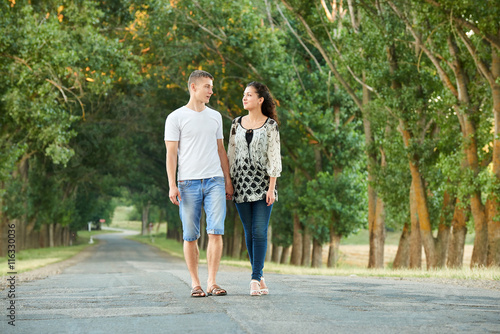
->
<box><xmin>260</xmin><ymin>277</ymin><xmax>269</xmax><ymax>295</ymax></box>
<box><xmin>207</xmin><ymin>284</ymin><xmax>227</xmax><ymax>296</ymax></box>
<box><xmin>190</xmin><ymin>286</ymin><xmax>206</xmax><ymax>297</ymax></box>
<box><xmin>250</xmin><ymin>280</ymin><xmax>262</xmax><ymax>296</ymax></box>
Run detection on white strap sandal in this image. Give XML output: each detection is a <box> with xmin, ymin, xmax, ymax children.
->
<box><xmin>250</xmin><ymin>280</ymin><xmax>261</xmax><ymax>296</ymax></box>
<box><xmin>260</xmin><ymin>277</ymin><xmax>269</xmax><ymax>295</ymax></box>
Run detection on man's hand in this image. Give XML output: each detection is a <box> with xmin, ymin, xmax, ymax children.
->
<box><xmin>169</xmin><ymin>185</ymin><xmax>181</xmax><ymax>206</ymax></box>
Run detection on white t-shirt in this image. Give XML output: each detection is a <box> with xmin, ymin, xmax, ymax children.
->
<box><xmin>164</xmin><ymin>106</ymin><xmax>224</xmax><ymax>181</ymax></box>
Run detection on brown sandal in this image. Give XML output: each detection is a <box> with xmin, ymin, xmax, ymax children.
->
<box><xmin>207</xmin><ymin>284</ymin><xmax>227</xmax><ymax>296</ymax></box>
<box><xmin>190</xmin><ymin>286</ymin><xmax>206</xmax><ymax>297</ymax></box>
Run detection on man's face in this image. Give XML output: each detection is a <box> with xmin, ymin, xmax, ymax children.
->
<box><xmin>192</xmin><ymin>77</ymin><xmax>213</xmax><ymax>104</ymax></box>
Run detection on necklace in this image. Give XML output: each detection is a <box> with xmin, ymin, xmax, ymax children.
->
<box><xmin>243</xmin><ymin>116</ymin><xmax>268</xmax><ymax>130</ymax></box>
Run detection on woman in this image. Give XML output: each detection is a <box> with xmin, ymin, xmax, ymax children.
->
<box><xmin>228</xmin><ymin>82</ymin><xmax>282</xmax><ymax>296</ymax></box>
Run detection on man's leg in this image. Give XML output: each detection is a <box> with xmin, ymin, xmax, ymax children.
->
<box><xmin>178</xmin><ymin>180</ymin><xmax>203</xmax><ymax>294</ymax></box>
<box><xmin>184</xmin><ymin>240</ymin><xmax>201</xmax><ymax>289</ymax></box>
<box><xmin>206</xmin><ymin>234</ymin><xmax>223</xmax><ymax>289</ymax></box>
<box><xmin>204</xmin><ymin>177</ymin><xmax>226</xmax><ymax>294</ymax></box>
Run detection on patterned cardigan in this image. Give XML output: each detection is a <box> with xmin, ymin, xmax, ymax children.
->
<box><xmin>227</xmin><ymin>116</ymin><xmax>282</xmax><ymax>203</ymax></box>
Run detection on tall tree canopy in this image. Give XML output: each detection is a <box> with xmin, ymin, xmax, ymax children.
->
<box><xmin>1</xmin><ymin>0</ymin><xmax>498</xmax><ymax>268</ymax></box>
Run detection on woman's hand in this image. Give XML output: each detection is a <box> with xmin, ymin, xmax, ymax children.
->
<box><xmin>266</xmin><ymin>188</ymin><xmax>275</xmax><ymax>206</ymax></box>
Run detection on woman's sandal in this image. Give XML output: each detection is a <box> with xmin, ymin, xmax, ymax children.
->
<box><xmin>207</xmin><ymin>284</ymin><xmax>227</xmax><ymax>296</ymax></box>
<box><xmin>260</xmin><ymin>277</ymin><xmax>269</xmax><ymax>295</ymax></box>
<box><xmin>250</xmin><ymin>280</ymin><xmax>262</xmax><ymax>296</ymax></box>
<box><xmin>190</xmin><ymin>286</ymin><xmax>206</xmax><ymax>297</ymax></box>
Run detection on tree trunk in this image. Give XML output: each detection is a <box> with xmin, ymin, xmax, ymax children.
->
<box><xmin>222</xmin><ymin>232</ymin><xmax>229</xmax><ymax>257</ymax></box>
<box><xmin>49</xmin><ymin>223</ymin><xmax>55</xmax><ymax>248</ymax></box>
<box><xmin>460</xmin><ymin>143</ymin><xmax>487</xmax><ymax>267</ymax></box>
<box><xmin>63</xmin><ymin>226</ymin><xmax>69</xmax><ymax>246</ymax></box>
<box><xmin>435</xmin><ymin>191</ymin><xmax>452</xmax><ymax>267</ymax></box>
<box><xmin>14</xmin><ymin>157</ymin><xmax>29</xmax><ymax>251</ymax></box>
<box><xmin>452</xmin><ymin>27</ymin><xmax>500</xmax><ymax>267</ymax></box>
<box><xmin>200</xmin><ymin>213</ymin><xmax>208</xmax><ymax>251</ymax></box>
<box><xmin>362</xmin><ymin>69</ymin><xmax>385</xmax><ymax>269</ymax></box>
<box><xmin>290</xmin><ymin>167</ymin><xmax>303</xmax><ymax>265</ymax></box>
<box><xmin>311</xmin><ymin>238</ymin><xmax>323</xmax><ymax>268</ymax></box>
<box><xmin>327</xmin><ymin>226</ymin><xmax>341</xmax><ymax>267</ymax></box>
<box><xmin>464</xmin><ymin>113</ymin><xmax>489</xmax><ymax>268</ymax></box>
<box><xmin>280</xmin><ymin>245</ymin><xmax>291</xmax><ymax>264</ymax></box>
<box><xmin>301</xmin><ymin>227</ymin><xmax>312</xmax><ymax>267</ymax></box>
<box><xmin>166</xmin><ymin>222</ymin><xmax>180</xmax><ymax>240</ymax></box>
<box><xmin>266</xmin><ymin>224</ymin><xmax>272</xmax><ymax>262</ymax></box>
<box><xmin>54</xmin><ymin>223</ymin><xmax>62</xmax><ymax>247</ymax></box>
<box><xmin>240</xmin><ymin>228</ymin><xmax>248</xmax><ymax>260</ymax></box>
<box><xmin>271</xmin><ymin>244</ymin><xmax>283</xmax><ymax>263</ymax></box>
<box><xmin>24</xmin><ymin>217</ymin><xmax>36</xmax><ymax>249</ymax></box>
<box><xmin>39</xmin><ymin>224</ymin><xmax>47</xmax><ymax>248</ymax></box>
<box><xmin>231</xmin><ymin>211</ymin><xmax>243</xmax><ymax>259</ymax></box>
<box><xmin>449</xmin><ymin>32</ymin><xmax>489</xmax><ymax>267</ymax></box>
<box><xmin>487</xmin><ymin>47</ymin><xmax>500</xmax><ymax>266</ymax></box>
<box><xmin>447</xmin><ymin>199</ymin><xmax>468</xmax><ymax>268</ymax></box>
<box><xmin>13</xmin><ymin>218</ymin><xmax>24</xmax><ymax>251</ymax></box>
<box><xmin>487</xmin><ymin>194</ymin><xmax>500</xmax><ymax>266</ymax></box>
<box><xmin>470</xmin><ymin>197</ymin><xmax>488</xmax><ymax>267</ymax></box>
<box><xmin>0</xmin><ymin>196</ymin><xmax>6</xmax><ymax>257</ymax></box>
<box><xmin>400</xmin><ymin>123</ymin><xmax>437</xmax><ymax>268</ymax></box>
<box><xmin>369</xmin><ymin>195</ymin><xmax>386</xmax><ymax>268</ymax></box>
<box><xmin>409</xmin><ymin>179</ymin><xmax>422</xmax><ymax>269</ymax></box>
<box><xmin>435</xmin><ymin>224</ymin><xmax>450</xmax><ymax>268</ymax></box>
<box><xmin>393</xmin><ymin>223</ymin><xmax>410</xmax><ymax>269</ymax></box>
<box><xmin>290</xmin><ymin>212</ymin><xmax>303</xmax><ymax>265</ymax></box>
<box><xmin>141</xmin><ymin>201</ymin><xmax>150</xmax><ymax>236</ymax></box>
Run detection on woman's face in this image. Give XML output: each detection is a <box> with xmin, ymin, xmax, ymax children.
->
<box><xmin>242</xmin><ymin>86</ymin><xmax>263</xmax><ymax>111</ymax></box>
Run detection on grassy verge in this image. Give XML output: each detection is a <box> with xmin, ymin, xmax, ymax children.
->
<box><xmin>342</xmin><ymin>228</ymin><xmax>476</xmax><ymax>245</ymax></box>
<box><xmin>130</xmin><ymin>233</ymin><xmax>500</xmax><ymax>281</ymax></box>
<box><xmin>130</xmin><ymin>233</ymin><xmax>186</xmax><ymax>258</ymax></box>
<box><xmin>109</xmin><ymin>206</ymin><xmax>168</xmax><ymax>232</ymax></box>
<box><xmin>0</xmin><ymin>230</ymin><xmax>114</xmax><ymax>276</ymax></box>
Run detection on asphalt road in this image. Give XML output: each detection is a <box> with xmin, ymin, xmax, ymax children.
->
<box><xmin>2</xmin><ymin>231</ymin><xmax>500</xmax><ymax>334</ymax></box>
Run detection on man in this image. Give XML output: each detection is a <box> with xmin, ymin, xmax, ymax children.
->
<box><xmin>164</xmin><ymin>70</ymin><xmax>233</xmax><ymax>297</ymax></box>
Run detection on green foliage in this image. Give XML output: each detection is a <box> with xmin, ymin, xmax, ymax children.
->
<box><xmin>0</xmin><ymin>0</ymin><xmax>140</xmax><ymax>232</ymax></box>
<box><xmin>1</xmin><ymin>0</ymin><xmax>498</xmax><ymax>256</ymax></box>
<box><xmin>299</xmin><ymin>171</ymin><xmax>367</xmax><ymax>242</ymax></box>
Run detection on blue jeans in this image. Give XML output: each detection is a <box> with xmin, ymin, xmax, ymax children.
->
<box><xmin>178</xmin><ymin>177</ymin><xmax>226</xmax><ymax>241</ymax></box>
<box><xmin>235</xmin><ymin>200</ymin><xmax>273</xmax><ymax>281</ymax></box>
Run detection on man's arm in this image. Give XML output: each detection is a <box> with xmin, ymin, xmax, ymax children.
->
<box><xmin>217</xmin><ymin>139</ymin><xmax>234</xmax><ymax>200</ymax></box>
<box><xmin>166</xmin><ymin>140</ymin><xmax>181</xmax><ymax>205</ymax></box>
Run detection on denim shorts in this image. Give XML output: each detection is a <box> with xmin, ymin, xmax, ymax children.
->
<box><xmin>178</xmin><ymin>177</ymin><xmax>226</xmax><ymax>241</ymax></box>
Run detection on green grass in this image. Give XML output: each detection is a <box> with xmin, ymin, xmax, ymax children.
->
<box><xmin>259</xmin><ymin>263</ymin><xmax>500</xmax><ymax>280</ymax></box>
<box><xmin>343</xmin><ymin>230</ymin><xmax>400</xmax><ymax>245</ymax></box>
<box><xmin>130</xmin><ymin>232</ymin><xmax>500</xmax><ymax>281</ymax></box>
<box><xmin>109</xmin><ymin>206</ymin><xmax>167</xmax><ymax>232</ymax></box>
<box><xmin>129</xmin><ymin>233</ymin><xmax>192</xmax><ymax>259</ymax></box>
<box><xmin>342</xmin><ymin>229</ymin><xmax>476</xmax><ymax>245</ymax></box>
<box><xmin>112</xmin><ymin>205</ymin><xmax>135</xmax><ymax>222</ymax></box>
<box><xmin>0</xmin><ymin>230</ymin><xmax>113</xmax><ymax>276</ymax></box>
<box><xmin>2</xmin><ymin>204</ymin><xmax>489</xmax><ymax>280</ymax></box>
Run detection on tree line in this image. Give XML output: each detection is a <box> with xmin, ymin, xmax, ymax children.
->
<box><xmin>0</xmin><ymin>0</ymin><xmax>498</xmax><ymax>269</ymax></box>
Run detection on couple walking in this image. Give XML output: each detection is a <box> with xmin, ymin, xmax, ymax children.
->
<box><xmin>164</xmin><ymin>70</ymin><xmax>282</xmax><ymax>297</ymax></box>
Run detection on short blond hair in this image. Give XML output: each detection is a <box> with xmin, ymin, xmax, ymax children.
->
<box><xmin>188</xmin><ymin>70</ymin><xmax>214</xmax><ymax>90</ymax></box>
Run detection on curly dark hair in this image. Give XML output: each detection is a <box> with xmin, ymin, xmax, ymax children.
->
<box><xmin>247</xmin><ymin>82</ymin><xmax>279</xmax><ymax>123</ymax></box>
